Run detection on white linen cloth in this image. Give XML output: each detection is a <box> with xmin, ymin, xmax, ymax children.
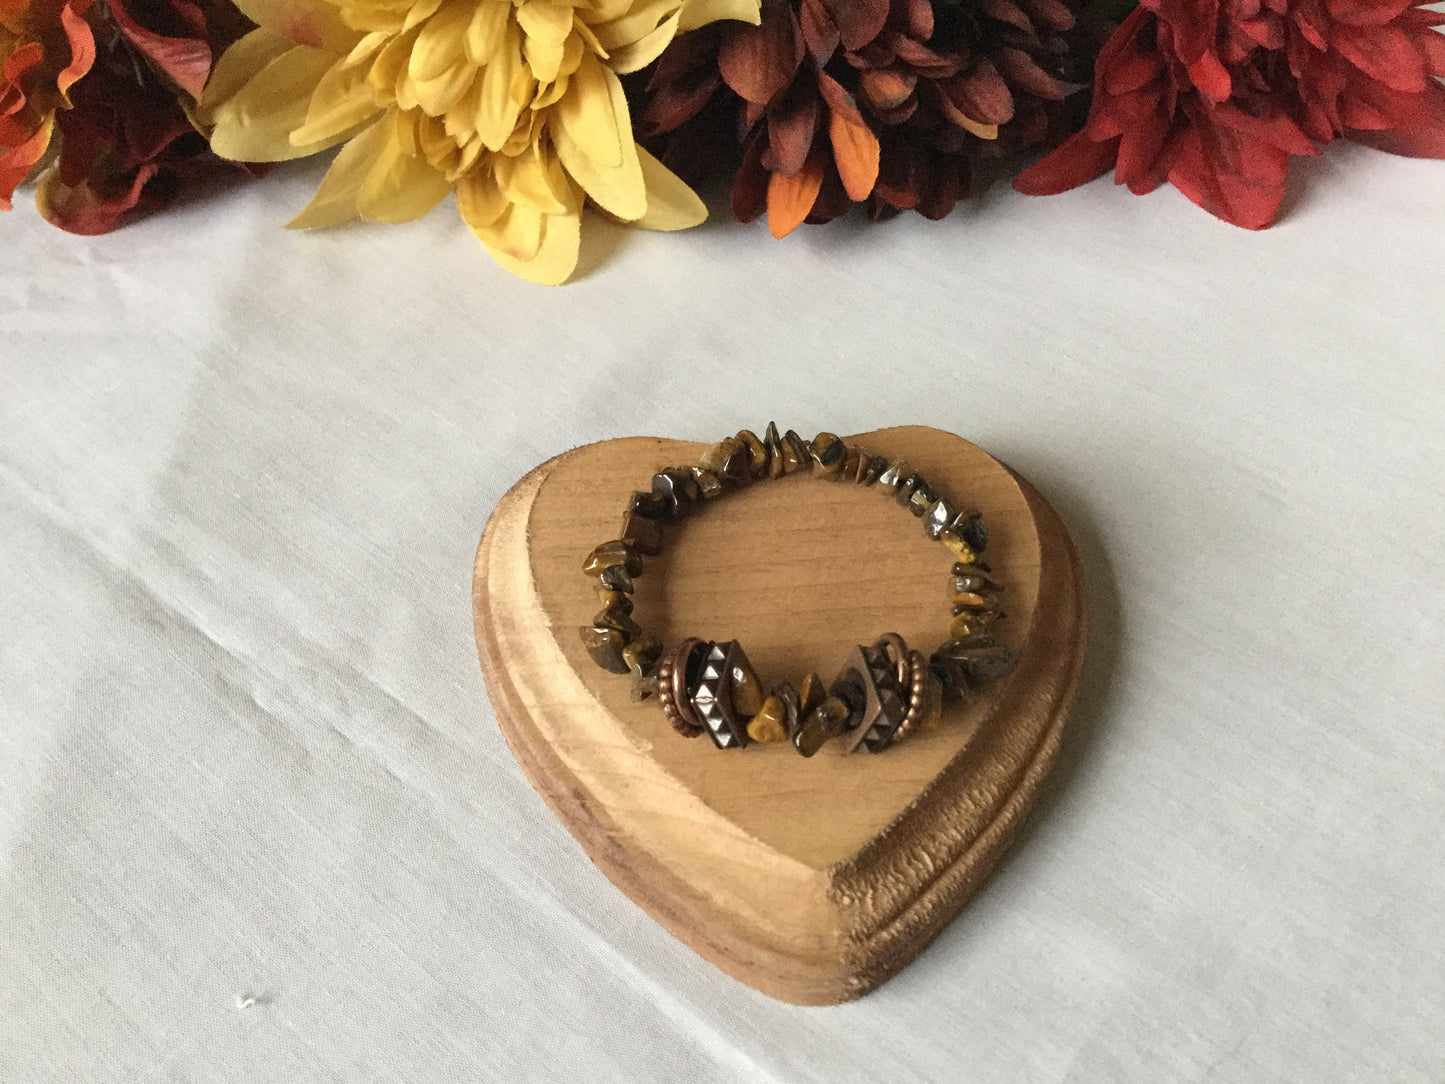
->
<box><xmin>2</xmin><ymin>148</ymin><xmax>1442</xmax><ymax>1082</ymax></box>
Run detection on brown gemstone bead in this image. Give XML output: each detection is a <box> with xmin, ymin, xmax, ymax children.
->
<box><xmin>631</xmin><ymin>670</ymin><xmax>662</xmax><ymax>702</ymax></box>
<box><xmin>729</xmin><ymin>654</ymin><xmax>765</xmax><ymax>718</ymax></box>
<box><xmin>861</xmin><ymin>454</ymin><xmax>888</xmax><ymax>485</ymax></box>
<box><xmin>949</xmin><ymin>609</ymin><xmax>1001</xmax><ymax>638</ymax></box>
<box><xmin>699</xmin><ymin>436</ymin><xmax>752</xmax><ymax>484</ymax></box>
<box><xmin>746</xmin><ymin>696</ymin><xmax>789</xmax><ymax>743</ymax></box>
<box><xmin>628</xmin><ymin>490</ymin><xmax>671</xmax><ymax>520</ymax></box>
<box><xmin>598</xmin><ymin>565</ymin><xmax>634</xmax><ymax>593</ymax></box>
<box><xmin>792</xmin><ymin>695</ymin><xmax>851</xmax><ymax>757</ymax></box>
<box><xmin>893</xmin><ymin>472</ymin><xmax>920</xmax><ymax>505</ymax></box>
<box><xmin>949</xmin><ymin>510</ymin><xmax>988</xmax><ymax>553</ymax></box>
<box><xmin>622</xmin><ymin>635</ymin><xmax>663</xmax><ymax>702</ymax></box>
<box><xmin>651</xmin><ymin>467</ymin><xmax>701</xmax><ymax>514</ymax></box>
<box><xmin>940</xmin><ymin>530</ymin><xmax>979</xmax><ymax>564</ymax></box>
<box><xmin>953</xmin><ymin>588</ymin><xmax>1004</xmax><ymax>613</ymax></box>
<box><xmin>908</xmin><ymin>485</ymin><xmax>937</xmax><ymax>517</ymax></box>
<box><xmin>780</xmin><ymin>429</ymin><xmax>809</xmax><ymax>474</ymax></box>
<box><xmin>623</xmin><ymin>633</ymin><xmax>662</xmax><ymax>673</ymax></box>
<box><xmin>689</xmin><ymin>466</ymin><xmax>725</xmax><ymax>499</ymax></box>
<box><xmin>619</xmin><ymin>510</ymin><xmax>663</xmax><ymax>555</ymax></box>
<box><xmin>579</xmin><ymin>625</ymin><xmax>630</xmax><ymax>674</ymax></box>
<box><xmin>913</xmin><ymin>666</ymin><xmax>943</xmax><ymax>729</ymax></box>
<box><xmin>772</xmin><ymin>681</ymin><xmax>802</xmax><ymax>737</ymax></box>
<box><xmin>841</xmin><ymin>445</ymin><xmax>862</xmax><ymax>482</ymax></box>
<box><xmin>809</xmin><ymin>432</ymin><xmax>847</xmax><ymax>478</ymax></box>
<box><xmin>736</xmin><ymin>430</ymin><xmax>768</xmax><ymax>479</ymax></box>
<box><xmin>877</xmin><ymin>459</ymin><xmax>911</xmax><ymax>487</ymax></box>
<box><xmin>934</xmin><ymin>637</ymin><xmax>1014</xmax><ymax>686</ymax></box>
<box><xmin>952</xmin><ymin>568</ymin><xmax>1000</xmax><ymax>595</ymax></box>
<box><xmin>593</xmin><ymin>607</ymin><xmax>641</xmax><ymax>639</ymax></box>
<box><xmin>798</xmin><ymin>672</ymin><xmax>826</xmax><ymax>718</ymax></box>
<box><xmin>583</xmin><ymin>540</ymin><xmax>642</xmax><ymax>578</ymax></box>
<box><xmin>597</xmin><ymin>589</ymin><xmax>633</xmax><ymax>614</ymax></box>
<box><xmin>763</xmin><ymin>422</ymin><xmax>786</xmax><ymax>479</ymax></box>
<box><xmin>924</xmin><ymin>498</ymin><xmax>955</xmax><ymax>538</ymax></box>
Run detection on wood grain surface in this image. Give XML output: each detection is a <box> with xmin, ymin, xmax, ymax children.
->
<box><xmin>473</xmin><ymin>426</ymin><xmax>1086</xmax><ymax>1004</ymax></box>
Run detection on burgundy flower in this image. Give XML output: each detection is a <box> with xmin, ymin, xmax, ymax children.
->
<box><xmin>35</xmin><ymin>0</ymin><xmax>265</xmax><ymax>235</ymax></box>
<box><xmin>1013</xmin><ymin>0</ymin><xmax>1445</xmax><ymax>228</ymax></box>
<box><xmin>636</xmin><ymin>0</ymin><xmax>1084</xmax><ymax>236</ymax></box>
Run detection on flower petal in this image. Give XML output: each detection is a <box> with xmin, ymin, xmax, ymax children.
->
<box><xmin>718</xmin><ymin>0</ymin><xmax>804</xmax><ymax>105</ymax></box>
<box><xmin>482</xmin><ymin>205</ymin><xmax>581</xmax><ymax>285</ymax></box>
<box><xmin>355</xmin><ymin>121</ymin><xmax>453</xmax><ymax>222</ymax></box>
<box><xmin>205</xmin><ymin>37</ymin><xmax>345</xmax><ymax>160</ymax></box>
<box><xmin>291</xmin><ymin>36</ymin><xmax>386</xmax><ymax>145</ymax></box>
<box><xmin>109</xmin><ymin>0</ymin><xmax>211</xmax><ymax>99</ymax></box>
<box><xmin>601</xmin><ymin>10</ymin><xmax>683</xmax><ymax>74</ymax></box>
<box><xmin>766</xmin><ymin>139</ymin><xmax>823</xmax><ymax>236</ymax></box>
<box><xmin>679</xmin><ymin>0</ymin><xmax>761</xmax><ymax>30</ymax></box>
<box><xmin>633</xmin><ymin>144</ymin><xmax>707</xmax><ymax>229</ymax></box>
<box><xmin>286</xmin><ymin>118</ymin><xmax>389</xmax><ymax>227</ymax></box>
<box><xmin>232</xmin><ymin>0</ymin><xmax>363</xmax><ymax>50</ymax></box>
<box><xmin>553</xmin><ymin>53</ymin><xmax>647</xmax><ymax>218</ymax></box>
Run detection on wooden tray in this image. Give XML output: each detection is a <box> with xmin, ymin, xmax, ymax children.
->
<box><xmin>472</xmin><ymin>426</ymin><xmax>1085</xmax><ymax>1004</ymax></box>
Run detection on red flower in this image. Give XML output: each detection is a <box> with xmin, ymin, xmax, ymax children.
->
<box><xmin>0</xmin><ymin>0</ymin><xmax>97</xmax><ymax>208</ymax></box>
<box><xmin>1013</xmin><ymin>0</ymin><xmax>1445</xmax><ymax>228</ymax></box>
<box><xmin>4</xmin><ymin>0</ymin><xmax>262</xmax><ymax>234</ymax></box>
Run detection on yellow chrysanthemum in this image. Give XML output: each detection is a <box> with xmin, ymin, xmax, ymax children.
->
<box><xmin>199</xmin><ymin>0</ymin><xmax>758</xmax><ymax>282</ymax></box>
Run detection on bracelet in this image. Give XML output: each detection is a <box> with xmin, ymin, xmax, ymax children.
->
<box><xmin>578</xmin><ymin>426</ymin><xmax>1015</xmax><ymax>756</ymax></box>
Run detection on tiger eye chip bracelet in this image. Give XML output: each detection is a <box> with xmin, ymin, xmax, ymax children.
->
<box><xmin>578</xmin><ymin>426</ymin><xmax>1015</xmax><ymax>756</ymax></box>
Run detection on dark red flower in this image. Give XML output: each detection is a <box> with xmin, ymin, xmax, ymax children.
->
<box><xmin>8</xmin><ymin>0</ymin><xmax>263</xmax><ymax>234</ymax></box>
<box><xmin>1013</xmin><ymin>0</ymin><xmax>1445</xmax><ymax>228</ymax></box>
<box><xmin>636</xmin><ymin>0</ymin><xmax>1085</xmax><ymax>236</ymax></box>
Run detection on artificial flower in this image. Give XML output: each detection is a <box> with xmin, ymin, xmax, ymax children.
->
<box><xmin>1013</xmin><ymin>0</ymin><xmax>1445</xmax><ymax>229</ymax></box>
<box><xmin>0</xmin><ymin>0</ymin><xmax>96</xmax><ymax>208</ymax></box>
<box><xmin>38</xmin><ymin>0</ymin><xmax>266</xmax><ymax>234</ymax></box>
<box><xmin>199</xmin><ymin>0</ymin><xmax>760</xmax><ymax>284</ymax></box>
<box><xmin>635</xmin><ymin>0</ymin><xmax>1084</xmax><ymax>236</ymax></box>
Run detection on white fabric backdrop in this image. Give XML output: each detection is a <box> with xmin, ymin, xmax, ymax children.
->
<box><xmin>2</xmin><ymin>146</ymin><xmax>1442</xmax><ymax>1082</ymax></box>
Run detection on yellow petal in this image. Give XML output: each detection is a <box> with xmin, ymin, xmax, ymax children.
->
<box><xmin>632</xmin><ymin>144</ymin><xmax>705</xmax><ymax>231</ymax></box>
<box><xmin>290</xmin><ymin>37</ymin><xmax>384</xmax><ymax>146</ymax></box>
<box><xmin>516</xmin><ymin>1</ymin><xmax>574</xmax><ymax>46</ymax></box>
<box><xmin>369</xmin><ymin>25</ymin><xmax>421</xmax><ymax>104</ymax></box>
<box><xmin>600</xmin><ymin>10</ymin><xmax>680</xmax><ymax>75</ymax></box>
<box><xmin>590</xmin><ymin>0</ymin><xmax>673</xmax><ymax>52</ymax></box>
<box><xmin>524</xmin><ymin>36</ymin><xmax>567</xmax><ymax>85</ymax></box>
<box><xmin>356</xmin><ymin>124</ymin><xmax>454</xmax><ymax>222</ymax></box>
<box><xmin>495</xmin><ymin>141</ymin><xmax>572</xmax><ymax>215</ymax></box>
<box><xmin>483</xmin><ymin>206</ymin><xmax>581</xmax><ymax>285</ymax></box>
<box><xmin>232</xmin><ymin>0</ymin><xmax>364</xmax><ymax>50</ymax></box>
<box><xmin>286</xmin><ymin>118</ymin><xmax>389</xmax><ymax>228</ymax></box>
<box><xmin>206</xmin><ymin>43</ymin><xmax>346</xmax><ymax>161</ymax></box>
<box><xmin>409</xmin><ymin>0</ymin><xmax>471</xmax><ymax>82</ymax></box>
<box><xmin>403</xmin><ymin>0</ymin><xmax>447</xmax><ymax>31</ymax></box>
<box><xmin>677</xmin><ymin>0</ymin><xmax>761</xmax><ymax>30</ymax></box>
<box><xmin>476</xmin><ymin>21</ymin><xmax>528</xmax><ymax>149</ymax></box>
<box><xmin>552</xmin><ymin>56</ymin><xmax>645</xmax><ymax>219</ymax></box>
<box><xmin>412</xmin><ymin>61</ymin><xmax>475</xmax><ymax>114</ymax></box>
<box><xmin>456</xmin><ymin>165</ymin><xmax>509</xmax><ymax>230</ymax></box>
<box><xmin>465</xmin><ymin>1</ymin><xmax>511</xmax><ymax>64</ymax></box>
<box><xmin>197</xmin><ymin>28</ymin><xmax>291</xmax><ymax>129</ymax></box>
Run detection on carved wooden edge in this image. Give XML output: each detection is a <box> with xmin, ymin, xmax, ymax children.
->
<box><xmin>473</xmin><ymin>444</ymin><xmax>1085</xmax><ymax>1005</ymax></box>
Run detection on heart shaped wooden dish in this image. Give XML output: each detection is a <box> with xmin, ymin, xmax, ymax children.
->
<box><xmin>473</xmin><ymin>426</ymin><xmax>1085</xmax><ymax>1004</ymax></box>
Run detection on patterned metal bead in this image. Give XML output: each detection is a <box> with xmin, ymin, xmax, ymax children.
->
<box><xmin>687</xmin><ymin>640</ymin><xmax>758</xmax><ymax>750</ymax></box>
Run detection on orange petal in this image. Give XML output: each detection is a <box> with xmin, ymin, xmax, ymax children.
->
<box><xmin>765</xmin><ymin>143</ymin><xmax>823</xmax><ymax>237</ymax></box>
<box><xmin>827</xmin><ymin>108</ymin><xmax>879</xmax><ymax>200</ymax></box>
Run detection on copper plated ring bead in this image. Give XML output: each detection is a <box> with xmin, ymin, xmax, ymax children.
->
<box><xmin>578</xmin><ymin>425</ymin><xmax>1015</xmax><ymax>755</ymax></box>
